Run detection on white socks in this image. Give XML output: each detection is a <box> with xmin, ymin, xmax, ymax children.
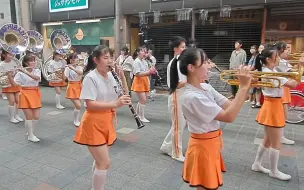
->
<box><xmin>26</xmin><ymin>120</ymin><xmax>40</xmax><ymax>142</ymax></box>
<box><xmin>55</xmin><ymin>94</ymin><xmax>65</xmax><ymax>109</ymax></box>
<box><xmin>14</xmin><ymin>104</ymin><xmax>23</xmax><ymax>122</ymax></box>
<box><xmin>269</xmin><ymin>148</ymin><xmax>291</xmax><ymax>181</ymax></box>
<box><xmin>73</xmin><ymin>109</ymin><xmax>80</xmax><ymax>127</ymax></box>
<box><xmin>8</xmin><ymin>105</ymin><xmax>18</xmax><ymax>123</ymax></box>
<box><xmin>281</xmin><ymin>129</ymin><xmax>295</xmax><ymax>145</ymax></box>
<box><xmin>252</xmin><ymin>144</ymin><xmax>270</xmax><ymax>174</ymax></box>
<box><xmin>92</xmin><ymin>169</ymin><xmax>107</xmax><ymax>190</ymax></box>
<box><xmin>138</xmin><ymin>103</ymin><xmax>150</xmax><ymax>123</ymax></box>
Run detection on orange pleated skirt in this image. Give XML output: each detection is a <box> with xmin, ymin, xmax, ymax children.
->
<box><xmin>282</xmin><ymin>86</ymin><xmax>291</xmax><ymax>104</ymax></box>
<box><xmin>73</xmin><ymin>109</ymin><xmax>117</xmax><ymax>146</ymax></box>
<box><xmin>131</xmin><ymin>76</ymin><xmax>150</xmax><ymax>92</ymax></box>
<box><xmin>66</xmin><ymin>81</ymin><xmax>82</xmax><ymax>99</ymax></box>
<box><xmin>49</xmin><ymin>80</ymin><xmax>67</xmax><ymax>87</ymax></box>
<box><xmin>256</xmin><ymin>97</ymin><xmax>285</xmax><ymax>128</ymax></box>
<box><xmin>183</xmin><ymin>130</ymin><xmax>226</xmax><ymax>189</ymax></box>
<box><xmin>2</xmin><ymin>85</ymin><xmax>21</xmax><ymax>93</ymax></box>
<box><xmin>19</xmin><ymin>87</ymin><xmax>42</xmax><ymax>109</ymax></box>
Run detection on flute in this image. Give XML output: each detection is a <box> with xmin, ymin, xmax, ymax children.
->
<box><xmin>109</xmin><ymin>67</ymin><xmax>145</xmax><ymax>129</ymax></box>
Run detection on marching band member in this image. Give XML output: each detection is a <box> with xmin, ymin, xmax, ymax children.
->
<box><xmin>13</xmin><ymin>55</ymin><xmax>41</xmax><ymax>142</ymax></box>
<box><xmin>64</xmin><ymin>52</ymin><xmax>83</xmax><ymax>127</ymax></box>
<box><xmin>253</xmin><ymin>47</ymin><xmax>298</xmax><ymax>181</ymax></box>
<box><xmin>73</xmin><ymin>45</ymin><xmax>131</xmax><ymax>190</ymax></box>
<box><xmin>275</xmin><ymin>42</ymin><xmax>296</xmax><ymax>145</ymax></box>
<box><xmin>170</xmin><ymin>48</ymin><xmax>251</xmax><ymax>189</ymax></box>
<box><xmin>48</xmin><ymin>51</ymin><xmax>67</xmax><ymax>109</ymax></box>
<box><xmin>0</xmin><ymin>50</ymin><xmax>23</xmax><ymax>123</ymax></box>
<box><xmin>131</xmin><ymin>46</ymin><xmax>156</xmax><ymax>123</ymax></box>
<box><xmin>0</xmin><ymin>49</ymin><xmax>7</xmax><ymax>100</ymax></box>
<box><xmin>160</xmin><ymin>36</ymin><xmax>187</xmax><ymax>162</ymax></box>
<box><xmin>116</xmin><ymin>46</ymin><xmax>133</xmax><ymax>96</ymax></box>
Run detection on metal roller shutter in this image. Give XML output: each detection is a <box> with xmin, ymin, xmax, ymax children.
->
<box><xmin>146</xmin><ymin>16</ymin><xmax>192</xmax><ymax>89</ymax></box>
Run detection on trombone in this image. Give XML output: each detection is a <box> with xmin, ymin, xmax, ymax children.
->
<box><xmin>220</xmin><ymin>67</ymin><xmax>304</xmax><ymax>88</ymax></box>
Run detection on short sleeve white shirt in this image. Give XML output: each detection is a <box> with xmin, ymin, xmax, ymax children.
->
<box><xmin>48</xmin><ymin>60</ymin><xmax>66</xmax><ymax>73</ymax></box>
<box><xmin>132</xmin><ymin>58</ymin><xmax>148</xmax><ymax>75</ymax></box>
<box><xmin>182</xmin><ymin>83</ymin><xmax>228</xmax><ymax>134</ymax></box>
<box><xmin>276</xmin><ymin>59</ymin><xmax>292</xmax><ymax>72</ymax></box>
<box><xmin>261</xmin><ymin>67</ymin><xmax>288</xmax><ymax>97</ymax></box>
<box><xmin>64</xmin><ymin>66</ymin><xmax>83</xmax><ymax>81</ymax></box>
<box><xmin>14</xmin><ymin>69</ymin><xmax>41</xmax><ymax>87</ymax></box>
<box><xmin>80</xmin><ymin>69</ymin><xmax>118</xmax><ymax>107</ymax></box>
<box><xmin>0</xmin><ymin>60</ymin><xmax>18</xmax><ymax>76</ymax></box>
<box><xmin>167</xmin><ymin>57</ymin><xmax>187</xmax><ymax>88</ymax></box>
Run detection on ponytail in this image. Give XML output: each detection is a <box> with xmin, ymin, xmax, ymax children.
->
<box><xmin>254</xmin><ymin>54</ymin><xmax>262</xmax><ymax>71</ymax></box>
<box><xmin>83</xmin><ymin>54</ymin><xmax>95</xmax><ymax>76</ymax></box>
<box><xmin>169</xmin><ymin>57</ymin><xmax>179</xmax><ymax>94</ymax></box>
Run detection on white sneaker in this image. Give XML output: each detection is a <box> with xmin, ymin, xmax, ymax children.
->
<box><xmin>28</xmin><ymin>135</ymin><xmax>40</xmax><ymax>142</ymax></box>
<box><xmin>281</xmin><ymin>136</ymin><xmax>295</xmax><ymax>145</ymax></box>
<box><xmin>74</xmin><ymin>121</ymin><xmax>80</xmax><ymax>127</ymax></box>
<box><xmin>251</xmin><ymin>163</ymin><xmax>270</xmax><ymax>174</ymax></box>
<box><xmin>15</xmin><ymin>115</ymin><xmax>24</xmax><ymax>122</ymax></box>
<box><xmin>10</xmin><ymin>118</ymin><xmax>19</xmax><ymax>124</ymax></box>
<box><xmin>2</xmin><ymin>95</ymin><xmax>7</xmax><ymax>100</ymax></box>
<box><xmin>172</xmin><ymin>155</ymin><xmax>185</xmax><ymax>162</ymax></box>
<box><xmin>160</xmin><ymin>146</ymin><xmax>172</xmax><ymax>157</ymax></box>
<box><xmin>269</xmin><ymin>171</ymin><xmax>291</xmax><ymax>181</ymax></box>
<box><xmin>140</xmin><ymin>118</ymin><xmax>150</xmax><ymax>123</ymax></box>
<box><xmin>56</xmin><ymin>105</ymin><xmax>65</xmax><ymax>109</ymax></box>
<box><xmin>251</xmin><ymin>101</ymin><xmax>256</xmax><ymax>105</ymax></box>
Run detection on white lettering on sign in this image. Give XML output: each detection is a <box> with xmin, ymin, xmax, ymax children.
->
<box><xmin>54</xmin><ymin>0</ymin><xmax>82</xmax><ymax>7</ymax></box>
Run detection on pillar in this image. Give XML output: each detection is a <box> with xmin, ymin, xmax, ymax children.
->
<box><xmin>115</xmin><ymin>0</ymin><xmax>122</xmax><ymax>59</ymax></box>
<box><xmin>261</xmin><ymin>6</ymin><xmax>267</xmax><ymax>43</ymax></box>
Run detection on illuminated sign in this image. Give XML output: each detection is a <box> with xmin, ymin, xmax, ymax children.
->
<box><xmin>49</xmin><ymin>0</ymin><xmax>89</xmax><ymax>13</ymax></box>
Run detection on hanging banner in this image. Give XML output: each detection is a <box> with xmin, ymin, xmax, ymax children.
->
<box><xmin>49</xmin><ymin>0</ymin><xmax>89</xmax><ymax>13</ymax></box>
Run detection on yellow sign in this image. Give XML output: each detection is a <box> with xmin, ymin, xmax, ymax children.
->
<box><xmin>75</xmin><ymin>28</ymin><xmax>84</xmax><ymax>40</ymax></box>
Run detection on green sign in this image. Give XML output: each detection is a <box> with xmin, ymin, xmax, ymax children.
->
<box><xmin>49</xmin><ymin>0</ymin><xmax>89</xmax><ymax>13</ymax></box>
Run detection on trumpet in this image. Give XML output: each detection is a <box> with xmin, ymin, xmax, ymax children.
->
<box><xmin>220</xmin><ymin>67</ymin><xmax>304</xmax><ymax>88</ymax></box>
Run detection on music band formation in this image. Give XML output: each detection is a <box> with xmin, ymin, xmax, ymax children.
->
<box><xmin>0</xmin><ymin>23</ymin><xmax>304</xmax><ymax>190</ymax></box>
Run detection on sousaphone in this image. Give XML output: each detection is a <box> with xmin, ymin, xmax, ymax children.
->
<box><xmin>0</xmin><ymin>23</ymin><xmax>29</xmax><ymax>87</ymax></box>
<box><xmin>42</xmin><ymin>29</ymin><xmax>71</xmax><ymax>82</ymax></box>
<box><xmin>19</xmin><ymin>30</ymin><xmax>44</xmax><ymax>69</ymax></box>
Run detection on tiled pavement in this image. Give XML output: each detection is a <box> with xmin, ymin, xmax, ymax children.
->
<box><xmin>0</xmin><ymin>86</ymin><xmax>303</xmax><ymax>190</ymax></box>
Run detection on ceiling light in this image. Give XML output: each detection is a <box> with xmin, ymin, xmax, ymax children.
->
<box><xmin>76</xmin><ymin>19</ymin><xmax>101</xmax><ymax>23</ymax></box>
<box><xmin>42</xmin><ymin>22</ymin><xmax>63</xmax><ymax>26</ymax></box>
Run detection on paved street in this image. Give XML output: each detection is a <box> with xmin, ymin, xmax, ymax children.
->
<box><xmin>0</xmin><ymin>86</ymin><xmax>303</xmax><ymax>190</ymax></box>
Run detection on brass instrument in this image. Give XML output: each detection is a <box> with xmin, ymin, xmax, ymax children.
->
<box><xmin>220</xmin><ymin>67</ymin><xmax>304</xmax><ymax>88</ymax></box>
<box><xmin>42</xmin><ymin>29</ymin><xmax>71</xmax><ymax>82</ymax></box>
<box><xmin>0</xmin><ymin>23</ymin><xmax>29</xmax><ymax>87</ymax></box>
<box><xmin>20</xmin><ymin>30</ymin><xmax>44</xmax><ymax>69</ymax></box>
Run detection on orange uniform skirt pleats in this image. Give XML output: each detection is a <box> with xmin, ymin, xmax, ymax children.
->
<box><xmin>2</xmin><ymin>85</ymin><xmax>21</xmax><ymax>93</ymax></box>
<box><xmin>49</xmin><ymin>80</ymin><xmax>67</xmax><ymax>87</ymax></box>
<box><xmin>66</xmin><ymin>81</ymin><xmax>82</xmax><ymax>99</ymax></box>
<box><xmin>282</xmin><ymin>86</ymin><xmax>291</xmax><ymax>104</ymax></box>
<box><xmin>131</xmin><ymin>76</ymin><xmax>150</xmax><ymax>92</ymax></box>
<box><xmin>256</xmin><ymin>97</ymin><xmax>285</xmax><ymax>128</ymax></box>
<box><xmin>19</xmin><ymin>87</ymin><xmax>42</xmax><ymax>109</ymax></box>
<box><xmin>183</xmin><ymin>130</ymin><xmax>226</xmax><ymax>189</ymax></box>
<box><xmin>73</xmin><ymin>109</ymin><xmax>117</xmax><ymax>146</ymax></box>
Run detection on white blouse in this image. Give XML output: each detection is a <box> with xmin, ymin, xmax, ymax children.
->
<box><xmin>167</xmin><ymin>56</ymin><xmax>187</xmax><ymax>88</ymax></box>
<box><xmin>0</xmin><ymin>60</ymin><xmax>18</xmax><ymax>76</ymax></box>
<box><xmin>261</xmin><ymin>67</ymin><xmax>288</xmax><ymax>97</ymax></box>
<box><xmin>48</xmin><ymin>60</ymin><xmax>66</xmax><ymax>73</ymax></box>
<box><xmin>14</xmin><ymin>69</ymin><xmax>41</xmax><ymax>87</ymax></box>
<box><xmin>132</xmin><ymin>58</ymin><xmax>149</xmax><ymax>75</ymax></box>
<box><xmin>182</xmin><ymin>83</ymin><xmax>228</xmax><ymax>134</ymax></box>
<box><xmin>117</xmin><ymin>55</ymin><xmax>134</xmax><ymax>72</ymax></box>
<box><xmin>276</xmin><ymin>59</ymin><xmax>292</xmax><ymax>72</ymax></box>
<box><xmin>80</xmin><ymin>69</ymin><xmax>118</xmax><ymax>108</ymax></box>
<box><xmin>64</xmin><ymin>66</ymin><xmax>83</xmax><ymax>81</ymax></box>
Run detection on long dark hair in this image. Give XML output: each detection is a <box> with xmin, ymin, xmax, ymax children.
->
<box><xmin>254</xmin><ymin>47</ymin><xmax>277</xmax><ymax>70</ymax></box>
<box><xmin>132</xmin><ymin>46</ymin><xmax>145</xmax><ymax>60</ymax></box>
<box><xmin>52</xmin><ymin>51</ymin><xmax>60</xmax><ymax>60</ymax></box>
<box><xmin>274</xmin><ymin>41</ymin><xmax>287</xmax><ymax>55</ymax></box>
<box><xmin>169</xmin><ymin>48</ymin><xmax>208</xmax><ymax>94</ymax></box>
<box><xmin>83</xmin><ymin>45</ymin><xmax>110</xmax><ymax>76</ymax></box>
<box><xmin>66</xmin><ymin>52</ymin><xmax>77</xmax><ymax>65</ymax></box>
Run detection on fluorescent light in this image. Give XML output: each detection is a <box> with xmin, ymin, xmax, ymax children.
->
<box><xmin>42</xmin><ymin>22</ymin><xmax>63</xmax><ymax>26</ymax></box>
<box><xmin>76</xmin><ymin>19</ymin><xmax>101</xmax><ymax>23</ymax></box>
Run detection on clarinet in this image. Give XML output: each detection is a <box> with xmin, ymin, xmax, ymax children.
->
<box><xmin>110</xmin><ymin>67</ymin><xmax>145</xmax><ymax>129</ymax></box>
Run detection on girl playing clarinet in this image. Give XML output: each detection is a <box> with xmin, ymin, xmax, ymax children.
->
<box><xmin>73</xmin><ymin>45</ymin><xmax>131</xmax><ymax>190</ymax></box>
<box><xmin>170</xmin><ymin>47</ymin><xmax>252</xmax><ymax>189</ymax></box>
